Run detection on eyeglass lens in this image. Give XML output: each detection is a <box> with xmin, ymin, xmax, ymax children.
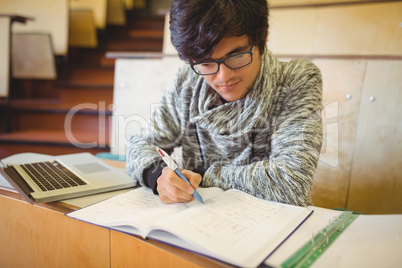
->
<box><xmin>194</xmin><ymin>52</ymin><xmax>252</xmax><ymax>75</ymax></box>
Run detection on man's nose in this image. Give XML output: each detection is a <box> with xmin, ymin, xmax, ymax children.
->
<box><xmin>216</xmin><ymin>63</ymin><xmax>234</xmax><ymax>81</ymax></box>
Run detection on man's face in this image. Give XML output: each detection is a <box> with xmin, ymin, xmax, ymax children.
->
<box><xmin>200</xmin><ymin>35</ymin><xmax>262</xmax><ymax>102</ymax></box>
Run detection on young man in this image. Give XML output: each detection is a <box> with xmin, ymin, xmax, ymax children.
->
<box><xmin>127</xmin><ymin>0</ymin><xmax>323</xmax><ymax>206</ymax></box>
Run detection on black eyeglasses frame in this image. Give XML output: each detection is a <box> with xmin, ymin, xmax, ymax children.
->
<box><xmin>190</xmin><ymin>44</ymin><xmax>254</xmax><ymax>76</ymax></box>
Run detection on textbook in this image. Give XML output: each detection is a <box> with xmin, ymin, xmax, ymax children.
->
<box><xmin>67</xmin><ymin>187</ymin><xmax>313</xmax><ymax>267</ymax></box>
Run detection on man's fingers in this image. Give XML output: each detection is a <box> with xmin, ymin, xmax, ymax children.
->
<box><xmin>157</xmin><ymin>167</ymin><xmax>194</xmax><ymax>203</ymax></box>
<box><xmin>181</xmin><ymin>169</ymin><xmax>202</xmax><ymax>189</ymax></box>
<box><xmin>161</xmin><ymin>167</ymin><xmax>193</xmax><ymax>192</ymax></box>
<box><xmin>158</xmin><ymin>186</ymin><xmax>193</xmax><ymax>204</ymax></box>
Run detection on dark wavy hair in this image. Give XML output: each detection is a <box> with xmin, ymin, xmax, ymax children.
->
<box><xmin>169</xmin><ymin>0</ymin><xmax>269</xmax><ymax>63</ymax></box>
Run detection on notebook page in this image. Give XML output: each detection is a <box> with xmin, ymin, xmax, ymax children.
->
<box><xmin>149</xmin><ymin>189</ymin><xmax>311</xmax><ymax>267</ymax></box>
<box><xmin>67</xmin><ymin>187</ymin><xmax>223</xmax><ymax>237</ymax></box>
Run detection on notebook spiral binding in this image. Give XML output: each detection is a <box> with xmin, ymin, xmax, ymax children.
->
<box><xmin>281</xmin><ymin>211</ymin><xmax>358</xmax><ymax>268</ymax></box>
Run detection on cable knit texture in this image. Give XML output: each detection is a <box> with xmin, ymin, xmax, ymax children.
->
<box><xmin>127</xmin><ymin>48</ymin><xmax>323</xmax><ymax>206</ymax></box>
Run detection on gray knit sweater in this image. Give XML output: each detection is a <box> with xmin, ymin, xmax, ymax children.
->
<box><xmin>127</xmin><ymin>48</ymin><xmax>323</xmax><ymax>206</ymax></box>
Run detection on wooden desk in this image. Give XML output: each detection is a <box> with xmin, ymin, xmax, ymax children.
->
<box><xmin>0</xmin><ymin>191</ymin><xmax>110</xmax><ymax>267</ymax></box>
<box><xmin>1</xmin><ymin>159</ymin><xmax>401</xmax><ymax>267</ymax></box>
<box><xmin>0</xmin><ymin>160</ymin><xmax>231</xmax><ymax>268</ymax></box>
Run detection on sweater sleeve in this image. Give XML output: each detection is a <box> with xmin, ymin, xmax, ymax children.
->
<box><xmin>202</xmin><ymin>60</ymin><xmax>323</xmax><ymax>206</ymax></box>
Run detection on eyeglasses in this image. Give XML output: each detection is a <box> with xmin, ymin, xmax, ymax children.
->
<box><xmin>191</xmin><ymin>44</ymin><xmax>254</xmax><ymax>75</ymax></box>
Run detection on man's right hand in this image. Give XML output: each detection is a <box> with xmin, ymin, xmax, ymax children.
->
<box><xmin>156</xmin><ymin>167</ymin><xmax>202</xmax><ymax>204</ymax></box>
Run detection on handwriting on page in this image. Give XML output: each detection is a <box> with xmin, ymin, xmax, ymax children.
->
<box><xmin>179</xmin><ymin>190</ymin><xmax>287</xmax><ymax>245</ymax></box>
<box><xmin>215</xmin><ymin>190</ymin><xmax>286</xmax><ymax>226</ymax></box>
<box><xmin>86</xmin><ymin>188</ymin><xmax>191</xmax><ymax>228</ymax></box>
<box><xmin>113</xmin><ymin>189</ymin><xmax>164</xmax><ymax>214</ymax></box>
<box><xmin>182</xmin><ymin>207</ymin><xmax>252</xmax><ymax>245</ymax></box>
<box><xmin>95</xmin><ymin>189</ymin><xmax>165</xmax><ymax>219</ymax></box>
<box><xmin>79</xmin><ymin>187</ymin><xmax>222</xmax><ymax>228</ymax></box>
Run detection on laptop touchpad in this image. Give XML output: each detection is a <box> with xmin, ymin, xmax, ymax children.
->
<box><xmin>74</xmin><ymin>163</ymin><xmax>109</xmax><ymax>173</ymax></box>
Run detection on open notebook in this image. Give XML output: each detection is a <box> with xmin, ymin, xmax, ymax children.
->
<box><xmin>68</xmin><ymin>187</ymin><xmax>313</xmax><ymax>267</ymax></box>
<box><xmin>0</xmin><ymin>152</ymin><xmax>136</xmax><ymax>203</ymax></box>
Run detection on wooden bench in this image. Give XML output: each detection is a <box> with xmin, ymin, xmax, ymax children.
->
<box><xmin>311</xmin><ymin>59</ymin><xmax>402</xmax><ymax>214</ymax></box>
<box><xmin>268</xmin><ymin>1</ymin><xmax>402</xmax><ymax>57</ymax></box>
<box><xmin>68</xmin><ymin>9</ymin><xmax>98</xmax><ymax>48</ymax></box>
<box><xmin>0</xmin><ymin>15</ymin><xmax>32</xmax><ymax>98</ymax></box>
<box><xmin>0</xmin><ymin>0</ymin><xmax>69</xmax><ymax>56</ymax></box>
<box><xmin>70</xmin><ymin>0</ymin><xmax>108</xmax><ymax>30</ymax></box>
<box><xmin>11</xmin><ymin>33</ymin><xmax>57</xmax><ymax>79</ymax></box>
<box><xmin>0</xmin><ymin>0</ymin><xmax>68</xmax><ymax>86</ymax></box>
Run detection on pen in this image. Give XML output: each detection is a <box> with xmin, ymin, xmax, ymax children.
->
<box><xmin>156</xmin><ymin>147</ymin><xmax>204</xmax><ymax>204</ymax></box>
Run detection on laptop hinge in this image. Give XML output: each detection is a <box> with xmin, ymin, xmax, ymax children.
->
<box><xmin>2</xmin><ymin>165</ymin><xmax>34</xmax><ymax>204</ymax></box>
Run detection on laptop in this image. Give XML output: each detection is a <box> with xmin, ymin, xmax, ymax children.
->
<box><xmin>0</xmin><ymin>152</ymin><xmax>137</xmax><ymax>204</ymax></box>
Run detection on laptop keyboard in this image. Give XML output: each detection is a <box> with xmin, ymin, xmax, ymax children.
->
<box><xmin>20</xmin><ymin>161</ymin><xmax>87</xmax><ymax>191</ymax></box>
